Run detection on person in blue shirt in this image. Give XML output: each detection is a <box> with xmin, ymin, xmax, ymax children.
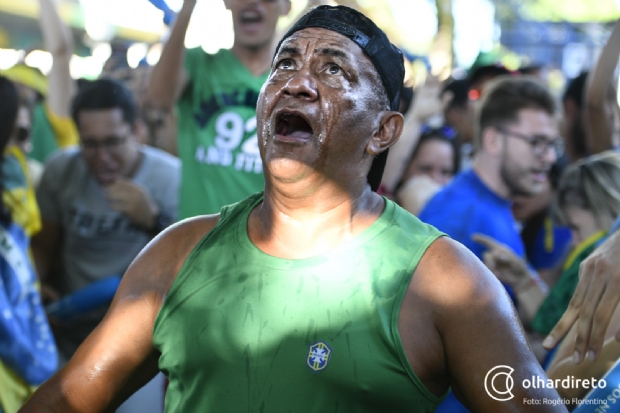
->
<box><xmin>419</xmin><ymin>75</ymin><xmax>563</xmax><ymax>413</ymax></box>
<box><xmin>420</xmin><ymin>75</ymin><xmax>562</xmax><ymax>262</ymax></box>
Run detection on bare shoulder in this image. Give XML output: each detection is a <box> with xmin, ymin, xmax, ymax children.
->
<box><xmin>408</xmin><ymin>236</ymin><xmax>525</xmax><ymax>347</ymax></box>
<box><xmin>17</xmin><ymin>215</ymin><xmax>222</xmax><ymax>413</ymax></box>
<box><xmin>121</xmin><ymin>214</ymin><xmax>221</xmax><ymax>301</ymax></box>
<box><xmin>401</xmin><ymin>237</ymin><xmax>566</xmax><ymax>411</ymax></box>
<box><xmin>411</xmin><ymin>236</ymin><xmax>508</xmax><ymax>308</ymax></box>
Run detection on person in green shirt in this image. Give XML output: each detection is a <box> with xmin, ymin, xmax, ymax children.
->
<box><xmin>19</xmin><ymin>6</ymin><xmax>566</xmax><ymax>413</ymax></box>
<box><xmin>147</xmin><ymin>0</ymin><xmax>293</xmax><ymax>218</ymax></box>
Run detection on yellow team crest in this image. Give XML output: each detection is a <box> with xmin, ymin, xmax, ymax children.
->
<box><xmin>307</xmin><ymin>341</ymin><xmax>332</xmax><ymax>372</ymax></box>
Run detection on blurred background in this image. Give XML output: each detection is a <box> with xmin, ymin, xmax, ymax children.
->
<box><xmin>1</xmin><ymin>0</ymin><xmax>620</xmax><ymax>92</ymax></box>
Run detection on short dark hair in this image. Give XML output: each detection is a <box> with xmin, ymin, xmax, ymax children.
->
<box><xmin>468</xmin><ymin>64</ymin><xmax>512</xmax><ymax>88</ymax></box>
<box><xmin>72</xmin><ymin>78</ymin><xmax>136</xmax><ymax>126</ymax></box>
<box><xmin>475</xmin><ymin>75</ymin><xmax>558</xmax><ymax>149</ymax></box>
<box><xmin>442</xmin><ymin>78</ymin><xmax>470</xmax><ymax>111</ymax></box>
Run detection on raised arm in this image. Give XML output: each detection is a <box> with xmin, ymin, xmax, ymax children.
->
<box><xmin>381</xmin><ymin>76</ymin><xmax>444</xmax><ymax>194</ymax></box>
<box><xmin>38</xmin><ymin>0</ymin><xmax>75</xmax><ymax>118</ymax></box>
<box><xmin>584</xmin><ymin>19</ymin><xmax>620</xmax><ymax>154</ymax></box>
<box><xmin>146</xmin><ymin>0</ymin><xmax>195</xmax><ymax>110</ymax></box>
<box><xmin>19</xmin><ymin>216</ymin><xmax>218</xmax><ymax>413</ymax></box>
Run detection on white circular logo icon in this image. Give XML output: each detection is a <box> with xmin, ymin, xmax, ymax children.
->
<box><xmin>484</xmin><ymin>365</ymin><xmax>515</xmax><ymax>401</ymax></box>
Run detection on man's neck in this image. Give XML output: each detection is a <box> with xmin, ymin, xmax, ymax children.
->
<box><xmin>231</xmin><ymin>41</ymin><xmax>274</xmax><ymax>77</ymax></box>
<box><xmin>248</xmin><ymin>181</ymin><xmax>384</xmax><ymax>259</ymax></box>
<box><xmin>471</xmin><ymin>154</ymin><xmax>511</xmax><ymax>200</ymax></box>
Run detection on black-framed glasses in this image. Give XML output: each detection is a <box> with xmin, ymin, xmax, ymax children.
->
<box><xmin>497</xmin><ymin>127</ymin><xmax>564</xmax><ymax>158</ymax></box>
<box><xmin>81</xmin><ymin>136</ymin><xmax>127</xmax><ymax>155</ymax></box>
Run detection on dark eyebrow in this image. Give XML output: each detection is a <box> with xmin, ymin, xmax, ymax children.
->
<box><xmin>314</xmin><ymin>47</ymin><xmax>349</xmax><ymax>61</ymax></box>
<box><xmin>277</xmin><ymin>46</ymin><xmax>299</xmax><ymax>57</ymax></box>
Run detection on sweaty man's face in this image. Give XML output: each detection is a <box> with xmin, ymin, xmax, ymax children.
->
<box><xmin>224</xmin><ymin>0</ymin><xmax>291</xmax><ymax>50</ymax></box>
<box><xmin>499</xmin><ymin>108</ymin><xmax>558</xmax><ymax>197</ymax></box>
<box><xmin>256</xmin><ymin>27</ymin><xmax>386</xmax><ymax>187</ymax></box>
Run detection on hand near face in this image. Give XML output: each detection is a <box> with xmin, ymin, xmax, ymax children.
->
<box><xmin>409</xmin><ymin>75</ymin><xmax>445</xmax><ymax>123</ymax></box>
<box><xmin>543</xmin><ymin>229</ymin><xmax>620</xmax><ymax>363</ymax></box>
<box><xmin>105</xmin><ymin>179</ymin><xmax>159</xmax><ymax>231</ymax></box>
<box><xmin>471</xmin><ymin>233</ymin><xmax>532</xmax><ymax>290</ymax></box>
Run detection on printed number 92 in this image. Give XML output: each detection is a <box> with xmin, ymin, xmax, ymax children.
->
<box><xmin>214</xmin><ymin>112</ymin><xmax>259</xmax><ymax>155</ymax></box>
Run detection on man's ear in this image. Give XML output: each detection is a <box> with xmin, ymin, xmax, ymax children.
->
<box><xmin>366</xmin><ymin>111</ymin><xmax>404</xmax><ymax>156</ymax></box>
<box><xmin>481</xmin><ymin>126</ymin><xmax>503</xmax><ymax>157</ymax></box>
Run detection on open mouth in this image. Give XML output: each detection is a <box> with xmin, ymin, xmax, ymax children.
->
<box><xmin>275</xmin><ymin>112</ymin><xmax>314</xmax><ymax>141</ymax></box>
<box><xmin>240</xmin><ymin>10</ymin><xmax>263</xmax><ymax>25</ymax></box>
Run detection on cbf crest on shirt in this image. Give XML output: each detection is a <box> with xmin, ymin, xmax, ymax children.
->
<box><xmin>307</xmin><ymin>341</ymin><xmax>332</xmax><ymax>372</ymax></box>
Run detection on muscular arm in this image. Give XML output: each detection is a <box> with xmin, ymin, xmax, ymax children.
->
<box><xmin>38</xmin><ymin>0</ymin><xmax>75</xmax><ymax>117</ymax></box>
<box><xmin>19</xmin><ymin>215</ymin><xmax>219</xmax><ymax>413</ymax></box>
<box><xmin>400</xmin><ymin>238</ymin><xmax>567</xmax><ymax>412</ymax></box>
<box><xmin>584</xmin><ymin>19</ymin><xmax>620</xmax><ymax>154</ymax></box>
<box><xmin>146</xmin><ymin>0</ymin><xmax>194</xmax><ymax>110</ymax></box>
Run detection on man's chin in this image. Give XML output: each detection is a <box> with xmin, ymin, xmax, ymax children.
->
<box><xmin>514</xmin><ymin>184</ymin><xmax>542</xmax><ymax>198</ymax></box>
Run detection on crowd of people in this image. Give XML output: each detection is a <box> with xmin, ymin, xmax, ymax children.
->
<box><xmin>2</xmin><ymin>0</ymin><xmax>620</xmax><ymax>412</ymax></box>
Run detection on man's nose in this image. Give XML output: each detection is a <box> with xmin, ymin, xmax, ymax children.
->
<box><xmin>93</xmin><ymin>146</ymin><xmax>114</xmax><ymax>163</ymax></box>
<box><xmin>431</xmin><ymin>171</ymin><xmax>447</xmax><ymax>185</ymax></box>
<box><xmin>282</xmin><ymin>68</ymin><xmax>318</xmax><ymax>101</ymax></box>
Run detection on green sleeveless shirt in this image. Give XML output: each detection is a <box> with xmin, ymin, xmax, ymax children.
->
<box><xmin>153</xmin><ymin>192</ymin><xmax>446</xmax><ymax>412</ymax></box>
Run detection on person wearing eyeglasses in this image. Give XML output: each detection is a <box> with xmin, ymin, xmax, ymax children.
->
<box><xmin>418</xmin><ymin>75</ymin><xmax>562</xmax><ymax>413</ymax></box>
<box><xmin>31</xmin><ymin>78</ymin><xmax>180</xmax><ymax>374</ymax></box>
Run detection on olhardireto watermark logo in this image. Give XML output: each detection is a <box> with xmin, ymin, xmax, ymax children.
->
<box><xmin>484</xmin><ymin>365</ymin><xmax>609</xmax><ymax>407</ymax></box>
<box><xmin>485</xmin><ymin>365</ymin><xmax>515</xmax><ymax>401</ymax></box>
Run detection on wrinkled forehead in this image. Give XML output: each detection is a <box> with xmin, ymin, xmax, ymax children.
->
<box><xmin>275</xmin><ymin>27</ymin><xmax>372</xmax><ymax>67</ymax></box>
